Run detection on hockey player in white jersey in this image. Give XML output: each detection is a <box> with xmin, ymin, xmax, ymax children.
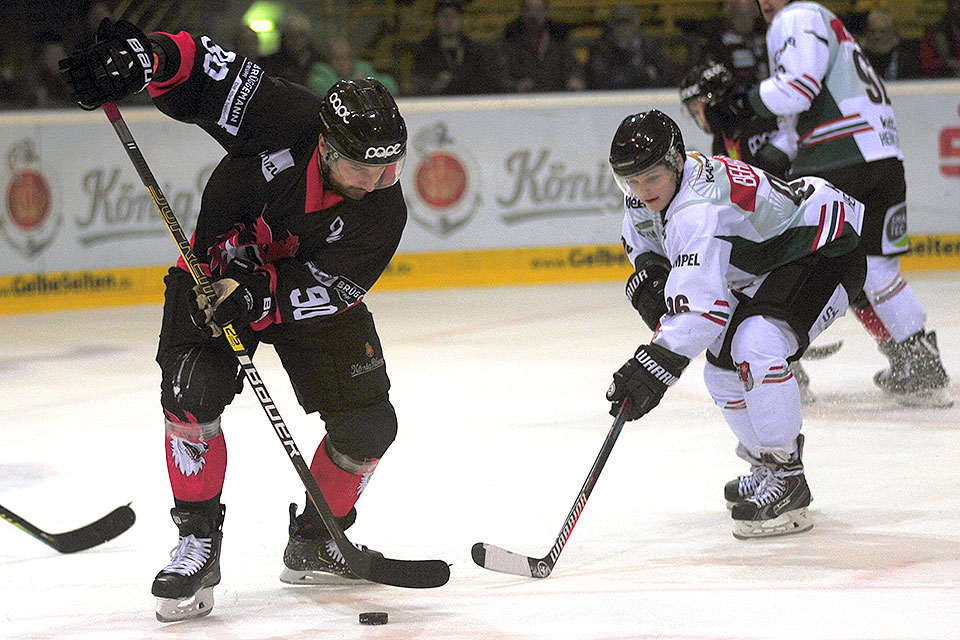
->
<box><xmin>604</xmin><ymin>110</ymin><xmax>866</xmax><ymax>538</ymax></box>
<box><xmin>710</xmin><ymin>0</ymin><xmax>951</xmax><ymax>407</ymax></box>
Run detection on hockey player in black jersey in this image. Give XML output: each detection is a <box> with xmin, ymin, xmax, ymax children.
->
<box><xmin>679</xmin><ymin>60</ymin><xmax>787</xmax><ymax>176</ymax></box>
<box><xmin>61</xmin><ymin>20</ymin><xmax>413</xmax><ymax>621</ymax></box>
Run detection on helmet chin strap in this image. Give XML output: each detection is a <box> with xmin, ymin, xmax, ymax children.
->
<box><xmin>318</xmin><ymin>144</ymin><xmax>352</xmax><ymax>198</ymax></box>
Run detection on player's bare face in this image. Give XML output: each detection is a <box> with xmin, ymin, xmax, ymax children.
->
<box><xmin>622</xmin><ymin>165</ymin><xmax>678</xmax><ymax>212</ymax></box>
<box><xmin>686</xmin><ymin>97</ymin><xmax>712</xmax><ymax>134</ymax></box>
<box><xmin>757</xmin><ymin>0</ymin><xmax>789</xmax><ymax>23</ymax></box>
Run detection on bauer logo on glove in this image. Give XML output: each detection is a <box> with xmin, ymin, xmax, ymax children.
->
<box><xmin>58</xmin><ymin>19</ymin><xmax>154</xmax><ymax>111</ymax></box>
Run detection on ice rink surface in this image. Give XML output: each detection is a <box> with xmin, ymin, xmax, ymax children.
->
<box><xmin>1</xmin><ymin>274</ymin><xmax>958</xmax><ymax>640</ymax></box>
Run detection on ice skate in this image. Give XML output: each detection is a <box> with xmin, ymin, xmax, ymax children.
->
<box><xmin>279</xmin><ymin>503</ymin><xmax>380</xmax><ymax>585</ymax></box>
<box><xmin>724</xmin><ymin>443</ymin><xmax>769</xmax><ymax>509</ymax></box>
<box><xmin>152</xmin><ymin>505</ymin><xmax>224</xmax><ymax>622</ymax></box>
<box><xmin>731</xmin><ymin>435</ymin><xmax>813</xmax><ymax>539</ymax></box>
<box><xmin>875</xmin><ymin>330</ymin><xmax>953</xmax><ymax>408</ymax></box>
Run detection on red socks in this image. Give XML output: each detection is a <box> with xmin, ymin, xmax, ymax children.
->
<box><xmin>165</xmin><ymin>419</ymin><xmax>227</xmax><ymax>503</ymax></box>
<box><xmin>309</xmin><ymin>437</ymin><xmax>378</xmax><ymax>517</ymax></box>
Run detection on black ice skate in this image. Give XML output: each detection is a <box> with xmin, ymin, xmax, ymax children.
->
<box><xmin>874</xmin><ymin>330</ymin><xmax>952</xmax><ymax>408</ymax></box>
<box><xmin>152</xmin><ymin>505</ymin><xmax>224</xmax><ymax>623</ymax></box>
<box><xmin>724</xmin><ymin>443</ymin><xmax>770</xmax><ymax>509</ymax></box>
<box><xmin>279</xmin><ymin>502</ymin><xmax>380</xmax><ymax>585</ymax></box>
<box><xmin>731</xmin><ymin>435</ymin><xmax>813</xmax><ymax>539</ymax></box>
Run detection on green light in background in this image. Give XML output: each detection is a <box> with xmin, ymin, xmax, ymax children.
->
<box><xmin>242</xmin><ymin>1</ymin><xmax>284</xmax><ymax>56</ymax></box>
<box><xmin>248</xmin><ymin>19</ymin><xmax>274</xmax><ymax>33</ymax></box>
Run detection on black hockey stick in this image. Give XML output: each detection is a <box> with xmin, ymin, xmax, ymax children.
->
<box><xmin>803</xmin><ymin>340</ymin><xmax>843</xmax><ymax>360</ymax></box>
<box><xmin>1</xmin><ymin>502</ymin><xmax>135</xmax><ymax>553</ymax></box>
<box><xmin>471</xmin><ymin>399</ymin><xmax>628</xmax><ymax>578</ymax></box>
<box><xmin>100</xmin><ymin>102</ymin><xmax>448</xmax><ymax>589</ymax></box>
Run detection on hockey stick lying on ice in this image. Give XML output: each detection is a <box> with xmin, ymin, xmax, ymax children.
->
<box><xmin>472</xmin><ymin>399</ymin><xmax>628</xmax><ymax>578</ymax></box>
<box><xmin>1</xmin><ymin>502</ymin><xmax>135</xmax><ymax>553</ymax></box>
<box><xmin>100</xmin><ymin>102</ymin><xmax>449</xmax><ymax>589</ymax></box>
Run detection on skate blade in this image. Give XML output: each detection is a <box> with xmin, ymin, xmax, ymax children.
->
<box><xmin>279</xmin><ymin>567</ymin><xmax>362</xmax><ymax>586</ymax></box>
<box><xmin>728</xmin><ymin>493</ymin><xmax>813</xmax><ymax>511</ymax></box>
<box><xmin>732</xmin><ymin>508</ymin><xmax>814</xmax><ymax>540</ymax></box>
<box><xmin>156</xmin><ymin>588</ymin><xmax>215</xmax><ymax>623</ymax></box>
<box><xmin>890</xmin><ymin>388</ymin><xmax>954</xmax><ymax>409</ymax></box>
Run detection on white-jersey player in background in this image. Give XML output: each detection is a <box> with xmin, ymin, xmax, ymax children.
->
<box><xmin>604</xmin><ymin>110</ymin><xmax>866</xmax><ymax>538</ymax></box>
<box><xmin>709</xmin><ymin>0</ymin><xmax>951</xmax><ymax>407</ymax></box>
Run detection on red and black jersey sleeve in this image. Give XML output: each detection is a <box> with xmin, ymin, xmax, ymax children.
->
<box><xmin>147</xmin><ymin>31</ymin><xmax>321</xmax><ymax>157</ymax></box>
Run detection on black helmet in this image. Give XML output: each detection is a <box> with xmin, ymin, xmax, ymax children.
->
<box><xmin>679</xmin><ymin>61</ymin><xmax>736</xmax><ymax>134</ymax></box>
<box><xmin>680</xmin><ymin>60</ymin><xmax>733</xmax><ymax>106</ymax></box>
<box><xmin>318</xmin><ymin>77</ymin><xmax>407</xmax><ymax>189</ymax></box>
<box><xmin>609</xmin><ymin>110</ymin><xmax>685</xmax><ymax>194</ymax></box>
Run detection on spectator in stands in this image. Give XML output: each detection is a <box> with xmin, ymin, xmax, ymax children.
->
<box><xmin>258</xmin><ymin>11</ymin><xmax>321</xmax><ymax>86</ymax></box>
<box><xmin>80</xmin><ymin>2</ymin><xmax>112</xmax><ymax>46</ymax></box>
<box><xmin>585</xmin><ymin>4</ymin><xmax>678</xmax><ymax>90</ymax></box>
<box><xmin>18</xmin><ymin>35</ymin><xmax>75</xmax><ymax>109</ymax></box>
<box><xmin>701</xmin><ymin>0</ymin><xmax>768</xmax><ymax>88</ymax></box>
<box><xmin>860</xmin><ymin>9</ymin><xmax>919</xmax><ymax>80</ymax></box>
<box><xmin>919</xmin><ymin>0</ymin><xmax>960</xmax><ymax>77</ymax></box>
<box><xmin>0</xmin><ymin>44</ymin><xmax>29</xmax><ymax>109</ymax></box>
<box><xmin>231</xmin><ymin>25</ymin><xmax>261</xmax><ymax>62</ymax></box>
<box><xmin>496</xmin><ymin>0</ymin><xmax>584</xmax><ymax>92</ymax></box>
<box><xmin>411</xmin><ymin>0</ymin><xmax>506</xmax><ymax>96</ymax></box>
<box><xmin>308</xmin><ymin>38</ymin><xmax>398</xmax><ymax>96</ymax></box>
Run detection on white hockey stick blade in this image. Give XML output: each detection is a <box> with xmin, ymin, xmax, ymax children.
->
<box><xmin>471</xmin><ymin>542</ymin><xmax>548</xmax><ymax>578</ymax></box>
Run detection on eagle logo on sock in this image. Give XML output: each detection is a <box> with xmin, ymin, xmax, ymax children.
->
<box><xmin>170</xmin><ymin>435</ymin><xmax>210</xmax><ymax>477</ymax></box>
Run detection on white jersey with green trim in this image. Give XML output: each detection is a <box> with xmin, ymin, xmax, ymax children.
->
<box><xmin>758</xmin><ymin>1</ymin><xmax>902</xmax><ymax>174</ymax></box>
<box><xmin>620</xmin><ymin>153</ymin><xmax>863</xmax><ymax>359</ymax></box>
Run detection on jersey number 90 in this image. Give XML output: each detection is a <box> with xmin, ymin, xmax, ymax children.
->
<box><xmin>200</xmin><ymin>36</ymin><xmax>237</xmax><ymax>81</ymax></box>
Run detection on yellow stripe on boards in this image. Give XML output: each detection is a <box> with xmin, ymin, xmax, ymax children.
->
<box><xmin>901</xmin><ymin>235</ymin><xmax>960</xmax><ymax>271</ymax></box>
<box><xmin>2</xmin><ymin>239</ymin><xmax>959</xmax><ymax>315</ymax></box>
<box><xmin>0</xmin><ymin>266</ymin><xmax>169</xmax><ymax>315</ymax></box>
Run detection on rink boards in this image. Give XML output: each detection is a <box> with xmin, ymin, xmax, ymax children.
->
<box><xmin>2</xmin><ymin>82</ymin><xmax>960</xmax><ymax>314</ymax></box>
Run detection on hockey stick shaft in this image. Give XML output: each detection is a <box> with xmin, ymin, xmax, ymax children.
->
<box><xmin>472</xmin><ymin>400</ymin><xmax>629</xmax><ymax>578</ymax></box>
<box><xmin>1</xmin><ymin>503</ymin><xmax>135</xmax><ymax>553</ymax></box>
<box><xmin>100</xmin><ymin>102</ymin><xmax>447</xmax><ymax>588</ymax></box>
<box><xmin>803</xmin><ymin>340</ymin><xmax>842</xmax><ymax>360</ymax></box>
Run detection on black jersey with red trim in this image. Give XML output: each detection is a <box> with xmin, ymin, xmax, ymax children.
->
<box><xmin>146</xmin><ymin>31</ymin><xmax>406</xmax><ymax>329</ymax></box>
<box><xmin>711</xmin><ymin>115</ymin><xmax>787</xmax><ymax>178</ymax></box>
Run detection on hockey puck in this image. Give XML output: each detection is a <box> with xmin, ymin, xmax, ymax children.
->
<box><xmin>359</xmin><ymin>611</ymin><xmax>388</xmax><ymax>625</ymax></box>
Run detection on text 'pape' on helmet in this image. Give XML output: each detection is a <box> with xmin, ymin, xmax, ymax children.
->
<box><xmin>318</xmin><ymin>77</ymin><xmax>407</xmax><ymax>190</ymax></box>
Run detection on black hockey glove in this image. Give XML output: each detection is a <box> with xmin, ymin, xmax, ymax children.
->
<box><xmin>606</xmin><ymin>344</ymin><xmax>690</xmax><ymax>421</ymax></box>
<box><xmin>626</xmin><ymin>252</ymin><xmax>671</xmax><ymax>331</ymax></box>
<box><xmin>191</xmin><ymin>260</ymin><xmax>272</xmax><ymax>338</ymax></box>
<box><xmin>58</xmin><ymin>19</ymin><xmax>153</xmax><ymax>111</ymax></box>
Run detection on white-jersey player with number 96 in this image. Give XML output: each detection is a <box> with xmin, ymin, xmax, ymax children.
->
<box><xmin>706</xmin><ymin>0</ymin><xmax>951</xmax><ymax>407</ymax></box>
<box><xmin>605</xmin><ymin>110</ymin><xmax>866</xmax><ymax>539</ymax></box>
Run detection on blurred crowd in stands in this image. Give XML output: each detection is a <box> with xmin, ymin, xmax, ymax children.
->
<box><xmin>2</xmin><ymin>0</ymin><xmax>960</xmax><ymax>110</ymax></box>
